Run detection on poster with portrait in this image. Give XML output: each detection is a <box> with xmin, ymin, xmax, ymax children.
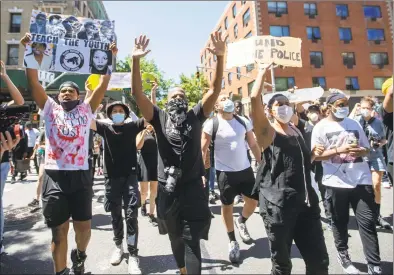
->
<box><xmin>23</xmin><ymin>10</ymin><xmax>116</xmax><ymax>75</ymax></box>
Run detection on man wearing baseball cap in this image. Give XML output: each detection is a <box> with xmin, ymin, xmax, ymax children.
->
<box><xmin>311</xmin><ymin>92</ymin><xmax>382</xmax><ymax>274</ymax></box>
<box><xmin>23</xmin><ymin>32</ymin><xmax>117</xmax><ymax>275</ymax></box>
<box><xmin>91</xmin><ymin>101</ymin><xmax>145</xmax><ymax>273</ymax></box>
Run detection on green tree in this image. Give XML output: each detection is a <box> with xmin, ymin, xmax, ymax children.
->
<box><xmin>178</xmin><ymin>73</ymin><xmax>209</xmax><ymax>108</ymax></box>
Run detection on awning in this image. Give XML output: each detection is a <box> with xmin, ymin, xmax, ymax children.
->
<box><xmin>0</xmin><ymin>69</ymin><xmax>28</xmax><ymax>89</ymax></box>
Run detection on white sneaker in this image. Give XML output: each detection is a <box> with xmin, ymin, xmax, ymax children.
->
<box><xmin>110</xmin><ymin>244</ymin><xmax>124</xmax><ymax>265</ymax></box>
<box><xmin>382</xmin><ymin>180</ymin><xmax>391</xmax><ymax>189</ymax></box>
<box><xmin>128</xmin><ymin>255</ymin><xmax>142</xmax><ymax>274</ymax></box>
<box><xmin>235</xmin><ymin>218</ymin><xmax>252</xmax><ymax>243</ymax></box>
<box><xmin>228</xmin><ymin>241</ymin><xmax>240</xmax><ymax>263</ymax></box>
<box><xmin>337</xmin><ymin>250</ymin><xmax>360</xmax><ymax>274</ymax></box>
<box><xmin>234</xmin><ymin>195</ymin><xmax>242</xmax><ymax>205</ymax></box>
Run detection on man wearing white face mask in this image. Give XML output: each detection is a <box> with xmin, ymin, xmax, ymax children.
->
<box><xmin>202</xmin><ymin>94</ymin><xmax>261</xmax><ymax>264</ymax></box>
<box><xmin>312</xmin><ymin>93</ymin><xmax>382</xmax><ymax>275</ymax></box>
<box><xmin>91</xmin><ymin>101</ymin><xmax>146</xmax><ymax>273</ymax></box>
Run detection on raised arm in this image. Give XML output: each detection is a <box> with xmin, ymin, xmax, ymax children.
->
<box><xmin>151</xmin><ymin>82</ymin><xmax>158</xmax><ymax>105</ymax></box>
<box><xmin>131</xmin><ymin>35</ymin><xmax>154</xmax><ymax>121</ymax></box>
<box><xmin>21</xmin><ymin>33</ymin><xmax>48</xmax><ymax>109</ymax></box>
<box><xmin>250</xmin><ymin>64</ymin><xmax>275</xmax><ymax>150</ymax></box>
<box><xmin>246</xmin><ymin>131</ymin><xmax>262</xmax><ymax>164</ymax></box>
<box><xmin>201</xmin><ymin>32</ymin><xmax>226</xmax><ymax>117</ymax></box>
<box><xmin>201</xmin><ymin>131</ymin><xmax>212</xmax><ymax>165</ymax></box>
<box><xmin>136</xmin><ymin>130</ymin><xmax>146</xmax><ymax>150</ymax></box>
<box><xmin>86</xmin><ymin>43</ymin><xmax>118</xmax><ymax>112</ymax></box>
<box><xmin>0</xmin><ymin>60</ymin><xmax>24</xmax><ymax>105</ymax></box>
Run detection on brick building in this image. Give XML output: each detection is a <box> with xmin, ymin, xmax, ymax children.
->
<box><xmin>200</xmin><ymin>1</ymin><xmax>393</xmax><ymax>114</ymax></box>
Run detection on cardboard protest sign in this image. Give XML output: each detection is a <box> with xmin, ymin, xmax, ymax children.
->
<box><xmin>107</xmin><ymin>73</ymin><xmax>131</xmax><ymax>90</ymax></box>
<box><xmin>226</xmin><ymin>35</ymin><xmax>302</xmax><ymax>69</ymax></box>
<box><xmin>24</xmin><ymin>10</ymin><xmax>115</xmax><ymax>75</ymax></box>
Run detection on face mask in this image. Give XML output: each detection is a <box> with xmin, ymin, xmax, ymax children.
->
<box><xmin>309</xmin><ymin>113</ymin><xmax>319</xmax><ymax>122</ymax></box>
<box><xmin>209</xmin><ymin>111</ymin><xmax>214</xmax><ymax>118</ymax></box>
<box><xmin>60</xmin><ymin>99</ymin><xmax>80</xmax><ymax>112</ymax></box>
<box><xmin>166</xmin><ymin>98</ymin><xmax>189</xmax><ymax>128</ymax></box>
<box><xmin>222</xmin><ymin>99</ymin><xmax>235</xmax><ymax>113</ymax></box>
<box><xmin>333</xmin><ymin>106</ymin><xmax>349</xmax><ymax>119</ymax></box>
<box><xmin>112</xmin><ymin>113</ymin><xmax>125</xmax><ymax>124</ymax></box>
<box><xmin>272</xmin><ymin>105</ymin><xmax>293</xmax><ymax>124</ymax></box>
<box><xmin>360</xmin><ymin>109</ymin><xmax>371</xmax><ymax>118</ymax></box>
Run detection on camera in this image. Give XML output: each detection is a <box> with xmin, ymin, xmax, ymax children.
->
<box><xmin>369</xmin><ymin>136</ymin><xmax>381</xmax><ymax>149</ymax></box>
<box><xmin>163</xmin><ymin>166</ymin><xmax>182</xmax><ymax>193</ymax></box>
<box><xmin>0</xmin><ymin>105</ymin><xmax>30</xmax><ymax>139</ymax></box>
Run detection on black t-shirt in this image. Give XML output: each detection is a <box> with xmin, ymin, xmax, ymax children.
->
<box><xmin>140</xmin><ymin>132</ymin><xmax>157</xmax><ymax>156</ymax></box>
<box><xmin>379</xmin><ymin>105</ymin><xmax>393</xmax><ymax>163</ymax></box>
<box><xmin>96</xmin><ymin>119</ymin><xmax>145</xmax><ymax>178</ymax></box>
<box><xmin>149</xmin><ymin>103</ymin><xmax>207</xmax><ymax>183</ymax></box>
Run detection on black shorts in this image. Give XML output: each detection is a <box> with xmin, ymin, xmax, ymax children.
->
<box><xmin>216</xmin><ymin>167</ymin><xmax>258</xmax><ymax>205</ymax></box>
<box><xmin>42</xmin><ymin>169</ymin><xmax>93</xmax><ymax>228</ymax></box>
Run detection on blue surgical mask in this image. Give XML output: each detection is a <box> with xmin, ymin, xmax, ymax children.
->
<box><xmin>333</xmin><ymin>106</ymin><xmax>349</xmax><ymax>119</ymax></box>
<box><xmin>112</xmin><ymin>113</ymin><xmax>125</xmax><ymax>124</ymax></box>
<box><xmin>223</xmin><ymin>99</ymin><xmax>235</xmax><ymax>113</ymax></box>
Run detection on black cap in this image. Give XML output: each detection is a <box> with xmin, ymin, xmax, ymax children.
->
<box><xmin>106</xmin><ymin>101</ymin><xmax>130</xmax><ymax>119</ymax></box>
<box><xmin>59</xmin><ymin>81</ymin><xmax>80</xmax><ymax>95</ymax></box>
<box><xmin>307</xmin><ymin>104</ymin><xmax>321</xmax><ymax>113</ymax></box>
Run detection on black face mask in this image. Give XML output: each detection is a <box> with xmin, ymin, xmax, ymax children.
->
<box><xmin>60</xmin><ymin>99</ymin><xmax>80</xmax><ymax>111</ymax></box>
<box><xmin>166</xmin><ymin>98</ymin><xmax>189</xmax><ymax>128</ymax></box>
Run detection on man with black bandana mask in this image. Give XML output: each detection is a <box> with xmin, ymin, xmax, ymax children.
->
<box><xmin>22</xmin><ymin>33</ymin><xmax>118</xmax><ymax>275</ymax></box>
<box><xmin>131</xmin><ymin>32</ymin><xmax>225</xmax><ymax>275</ymax></box>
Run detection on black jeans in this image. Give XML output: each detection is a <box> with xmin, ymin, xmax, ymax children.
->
<box><xmin>260</xmin><ymin>193</ymin><xmax>329</xmax><ymax>275</ymax></box>
<box><xmin>326</xmin><ymin>185</ymin><xmax>381</xmax><ymax>266</ymax></box>
<box><xmin>104</xmin><ymin>174</ymin><xmax>140</xmax><ymax>255</ymax></box>
<box><xmin>317</xmin><ymin>180</ymin><xmax>331</xmax><ymax>220</ymax></box>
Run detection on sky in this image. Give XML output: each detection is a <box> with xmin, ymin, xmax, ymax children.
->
<box><xmin>103</xmin><ymin>1</ymin><xmax>228</xmax><ymax>83</ymax></box>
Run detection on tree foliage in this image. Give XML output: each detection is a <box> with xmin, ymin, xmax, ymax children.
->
<box><xmin>178</xmin><ymin>73</ymin><xmax>209</xmax><ymax>108</ymax></box>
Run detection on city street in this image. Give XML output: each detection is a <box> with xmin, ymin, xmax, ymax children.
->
<box><xmin>1</xmin><ymin>170</ymin><xmax>393</xmax><ymax>274</ymax></box>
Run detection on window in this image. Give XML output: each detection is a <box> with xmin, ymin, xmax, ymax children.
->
<box><xmin>267</xmin><ymin>2</ymin><xmax>288</xmax><ymax>15</ymax></box>
<box><xmin>310</xmin><ymin>52</ymin><xmax>324</xmax><ymax>67</ymax></box>
<box><xmin>228</xmin><ymin>73</ymin><xmax>233</xmax><ymax>85</ymax></box>
<box><xmin>342</xmin><ymin>52</ymin><xmax>356</xmax><ymax>67</ymax></box>
<box><xmin>52</xmin><ymin>7</ymin><xmax>62</xmax><ymax>14</ymax></box>
<box><xmin>224</xmin><ymin>17</ymin><xmax>228</xmax><ymax>30</ymax></box>
<box><xmin>200</xmin><ymin>55</ymin><xmax>203</xmax><ymax>64</ymax></box>
<box><xmin>312</xmin><ymin>77</ymin><xmax>326</xmax><ymax>89</ymax></box>
<box><xmin>222</xmin><ymin>78</ymin><xmax>225</xmax><ymax>89</ymax></box>
<box><xmin>7</xmin><ymin>45</ymin><xmax>19</xmax><ymax>65</ymax></box>
<box><xmin>236</xmin><ymin>67</ymin><xmax>241</xmax><ymax>80</ymax></box>
<box><xmin>306</xmin><ymin>27</ymin><xmax>321</xmax><ymax>40</ymax></box>
<box><xmin>238</xmin><ymin>87</ymin><xmax>243</xmax><ymax>95</ymax></box>
<box><xmin>245</xmin><ymin>31</ymin><xmax>252</xmax><ymax>39</ymax></box>
<box><xmin>74</xmin><ymin>0</ymin><xmax>80</xmax><ymax>9</ymax></box>
<box><xmin>243</xmin><ymin>8</ymin><xmax>250</xmax><ymax>27</ymax></box>
<box><xmin>367</xmin><ymin>29</ymin><xmax>385</xmax><ymax>41</ymax></box>
<box><xmin>373</xmin><ymin>77</ymin><xmax>389</xmax><ymax>90</ymax></box>
<box><xmin>248</xmin><ymin>81</ymin><xmax>255</xmax><ymax>96</ymax></box>
<box><xmin>370</xmin><ymin>53</ymin><xmax>389</xmax><ymax>66</ymax></box>
<box><xmin>363</xmin><ymin>6</ymin><xmax>382</xmax><ymax>19</ymax></box>
<box><xmin>9</xmin><ymin>13</ymin><xmax>22</xmax><ymax>33</ymax></box>
<box><xmin>275</xmin><ymin>77</ymin><xmax>295</xmax><ymax>91</ymax></box>
<box><xmin>345</xmin><ymin>77</ymin><xmax>359</xmax><ymax>90</ymax></box>
<box><xmin>225</xmin><ymin>36</ymin><xmax>229</xmax><ymax>46</ymax></box>
<box><xmin>246</xmin><ymin>63</ymin><xmax>255</xmax><ymax>72</ymax></box>
<box><xmin>339</xmin><ymin>28</ymin><xmax>352</xmax><ymax>41</ymax></box>
<box><xmin>208</xmin><ymin>58</ymin><xmax>211</xmax><ymax>67</ymax></box>
<box><xmin>234</xmin><ymin>24</ymin><xmax>238</xmax><ymax>38</ymax></box>
<box><xmin>304</xmin><ymin>3</ymin><xmax>317</xmax><ymax>16</ymax></box>
<box><xmin>232</xmin><ymin>4</ymin><xmax>237</xmax><ymax>18</ymax></box>
<box><xmin>209</xmin><ymin>72</ymin><xmax>212</xmax><ymax>81</ymax></box>
<box><xmin>213</xmin><ymin>55</ymin><xmax>217</xmax><ymax>62</ymax></box>
<box><xmin>336</xmin><ymin>4</ymin><xmax>348</xmax><ymax>18</ymax></box>
<box><xmin>270</xmin><ymin>26</ymin><xmax>290</xmax><ymax>37</ymax></box>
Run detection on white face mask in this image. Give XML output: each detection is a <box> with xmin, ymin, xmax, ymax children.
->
<box><xmin>309</xmin><ymin>113</ymin><xmax>319</xmax><ymax>122</ymax></box>
<box><xmin>272</xmin><ymin>105</ymin><xmax>294</xmax><ymax>124</ymax></box>
<box><xmin>360</xmin><ymin>109</ymin><xmax>371</xmax><ymax>118</ymax></box>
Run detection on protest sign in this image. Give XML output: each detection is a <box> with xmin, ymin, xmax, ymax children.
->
<box><xmin>226</xmin><ymin>35</ymin><xmax>302</xmax><ymax>69</ymax></box>
<box><xmin>24</xmin><ymin>10</ymin><xmax>116</xmax><ymax>75</ymax></box>
<box><xmin>107</xmin><ymin>73</ymin><xmax>131</xmax><ymax>90</ymax></box>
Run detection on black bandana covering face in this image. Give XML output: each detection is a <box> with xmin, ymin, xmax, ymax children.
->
<box><xmin>166</xmin><ymin>98</ymin><xmax>189</xmax><ymax>128</ymax></box>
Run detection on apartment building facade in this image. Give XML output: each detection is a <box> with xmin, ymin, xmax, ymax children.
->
<box><xmin>200</xmin><ymin>1</ymin><xmax>393</xmax><ymax>113</ymax></box>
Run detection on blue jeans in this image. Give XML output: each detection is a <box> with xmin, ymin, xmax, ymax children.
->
<box><xmin>0</xmin><ymin>162</ymin><xmax>11</xmax><ymax>246</ymax></box>
<box><xmin>209</xmin><ymin>167</ymin><xmax>215</xmax><ymax>191</ymax></box>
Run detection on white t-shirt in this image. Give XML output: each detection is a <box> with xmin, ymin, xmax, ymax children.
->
<box><xmin>25</xmin><ymin>128</ymin><xmax>40</xmax><ymax>147</ymax></box>
<box><xmin>43</xmin><ymin>97</ymin><xmax>94</xmax><ymax>170</ymax></box>
<box><xmin>311</xmin><ymin>117</ymin><xmax>372</xmax><ymax>188</ymax></box>
<box><xmin>24</xmin><ymin>53</ymin><xmax>53</xmax><ymax>71</ymax></box>
<box><xmin>203</xmin><ymin>115</ymin><xmax>253</xmax><ymax>172</ymax></box>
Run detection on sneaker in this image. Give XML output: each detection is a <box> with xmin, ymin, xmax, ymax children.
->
<box><xmin>110</xmin><ymin>244</ymin><xmax>124</xmax><ymax>265</ymax></box>
<box><xmin>235</xmin><ymin>217</ymin><xmax>252</xmax><ymax>243</ymax></box>
<box><xmin>382</xmin><ymin>180</ymin><xmax>391</xmax><ymax>189</ymax></box>
<box><xmin>70</xmin><ymin>249</ymin><xmax>86</xmax><ymax>274</ymax></box>
<box><xmin>228</xmin><ymin>241</ymin><xmax>240</xmax><ymax>263</ymax></box>
<box><xmin>337</xmin><ymin>250</ymin><xmax>360</xmax><ymax>274</ymax></box>
<box><xmin>128</xmin><ymin>255</ymin><xmax>142</xmax><ymax>274</ymax></box>
<box><xmin>234</xmin><ymin>195</ymin><xmax>241</xmax><ymax>205</ymax></box>
<box><xmin>19</xmin><ymin>173</ymin><xmax>27</xmax><ymax>181</ymax></box>
<box><xmin>377</xmin><ymin>216</ymin><xmax>393</xmax><ymax>231</ymax></box>
<box><xmin>11</xmin><ymin>177</ymin><xmax>16</xmax><ymax>184</ymax></box>
<box><xmin>148</xmin><ymin>215</ymin><xmax>158</xmax><ymax>227</ymax></box>
<box><xmin>209</xmin><ymin>193</ymin><xmax>216</xmax><ymax>204</ymax></box>
<box><xmin>141</xmin><ymin>203</ymin><xmax>147</xmax><ymax>217</ymax></box>
<box><xmin>59</xmin><ymin>268</ymin><xmax>71</xmax><ymax>275</ymax></box>
<box><xmin>28</xmin><ymin>198</ymin><xmax>40</xmax><ymax>207</ymax></box>
<box><xmin>368</xmin><ymin>264</ymin><xmax>382</xmax><ymax>275</ymax></box>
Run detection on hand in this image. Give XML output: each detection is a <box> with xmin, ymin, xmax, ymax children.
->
<box><xmin>206</xmin><ymin>31</ymin><xmax>225</xmax><ymax>57</ymax></box>
<box><xmin>353</xmin><ymin>103</ymin><xmax>361</xmax><ymax>111</ymax></box>
<box><xmin>132</xmin><ymin>35</ymin><xmax>151</xmax><ymax>59</ymax></box>
<box><xmin>96</xmin><ymin>104</ymin><xmax>104</xmax><ymax>112</ymax></box>
<box><xmin>348</xmin><ymin>146</ymin><xmax>367</xmax><ymax>157</ymax></box>
<box><xmin>0</xmin><ymin>131</ymin><xmax>20</xmax><ymax>159</ymax></box>
<box><xmin>20</xmin><ymin>33</ymin><xmax>32</xmax><ymax>48</ymax></box>
<box><xmin>312</xmin><ymin>145</ymin><xmax>325</xmax><ymax>156</ymax></box>
<box><xmin>109</xmin><ymin>42</ymin><xmax>118</xmax><ymax>55</ymax></box>
<box><xmin>151</xmin><ymin>82</ymin><xmax>158</xmax><ymax>93</ymax></box>
<box><xmin>336</xmin><ymin>143</ymin><xmax>357</xmax><ymax>154</ymax></box>
<box><xmin>0</xmin><ymin>60</ymin><xmax>7</xmax><ymax>78</ymax></box>
<box><xmin>30</xmin><ymin>154</ymin><xmax>36</xmax><ymax>160</ymax></box>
